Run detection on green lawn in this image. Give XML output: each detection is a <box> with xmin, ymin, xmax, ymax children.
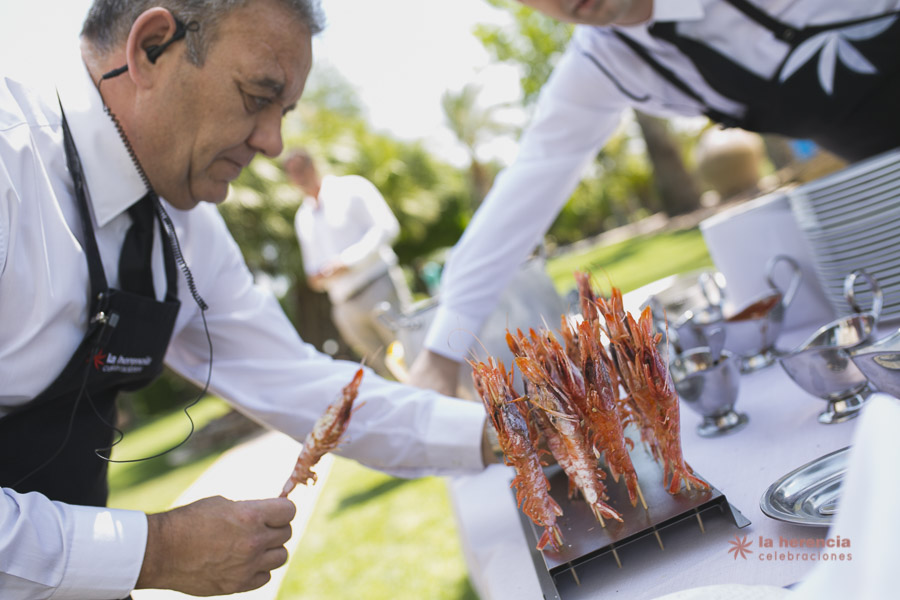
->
<box><xmin>547</xmin><ymin>227</ymin><xmax>714</xmax><ymax>295</ymax></box>
<box><xmin>277</xmin><ymin>458</ymin><xmax>477</xmax><ymax>600</ymax></box>
<box><xmin>107</xmin><ymin>395</ymin><xmax>232</xmax><ymax>512</ymax></box>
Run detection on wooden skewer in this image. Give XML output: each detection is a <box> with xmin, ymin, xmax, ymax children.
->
<box><xmin>610</xmin><ymin>544</ymin><xmax>623</xmax><ymax>569</ymax></box>
<box><xmin>571</xmin><ymin>566</ymin><xmax>582</xmax><ymax>586</ymax></box>
<box><xmin>636</xmin><ymin>481</ymin><xmax>648</xmax><ymax>511</ymax></box>
<box><xmin>653</xmin><ymin>527</ymin><xmax>665</xmax><ymax>550</ymax></box>
<box><xmin>694</xmin><ymin>508</ymin><xmax>706</xmax><ymax>533</ymax></box>
<box><xmin>553</xmin><ymin>527</ymin><xmax>564</xmax><ymax>548</ymax></box>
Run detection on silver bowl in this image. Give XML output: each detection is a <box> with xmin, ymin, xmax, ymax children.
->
<box><xmin>671</xmin><ymin>345</ymin><xmax>748</xmax><ymax>438</ymax></box>
<box><xmin>779</xmin><ymin>270</ymin><xmax>883</xmax><ymax>424</ymax></box>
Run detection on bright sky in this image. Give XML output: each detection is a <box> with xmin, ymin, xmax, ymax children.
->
<box><xmin>0</xmin><ymin>0</ymin><xmax>522</xmax><ymax>166</ymax></box>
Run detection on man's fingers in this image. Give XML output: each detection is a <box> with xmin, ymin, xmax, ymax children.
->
<box><xmin>260</xmin><ymin>546</ymin><xmax>290</xmax><ymax>572</ymax></box>
<box><xmin>266</xmin><ymin>523</ymin><xmax>293</xmax><ymax>547</ymax></box>
<box><xmin>241</xmin><ymin>571</ymin><xmax>272</xmax><ymax>593</ymax></box>
<box><xmin>247</xmin><ymin>497</ymin><xmax>296</xmax><ymax>526</ymax></box>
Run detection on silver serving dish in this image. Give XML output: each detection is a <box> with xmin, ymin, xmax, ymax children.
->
<box><xmin>671</xmin><ymin>328</ymin><xmax>748</xmax><ymax>438</ymax></box>
<box><xmin>760</xmin><ymin>446</ymin><xmax>849</xmax><ymax>526</ymax></box>
<box><xmin>851</xmin><ymin>327</ymin><xmax>900</xmax><ymax>399</ymax></box>
<box><xmin>682</xmin><ymin>255</ymin><xmax>801</xmax><ymax>373</ymax></box>
<box><xmin>779</xmin><ymin>270</ymin><xmax>883</xmax><ymax>424</ymax></box>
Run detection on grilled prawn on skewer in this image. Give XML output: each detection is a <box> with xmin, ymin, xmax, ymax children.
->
<box><xmin>516</xmin><ymin>356</ymin><xmax>623</xmax><ymax>525</ymax></box>
<box><xmin>577</xmin><ymin>321</ymin><xmax>643</xmax><ymax>508</ymax></box>
<box><xmin>280</xmin><ymin>368</ymin><xmax>364</xmax><ymax>498</ymax></box>
<box><xmin>595</xmin><ymin>287</ymin><xmax>709</xmax><ymax>494</ymax></box>
<box><xmin>471</xmin><ymin>359</ymin><xmax>564</xmax><ymax>551</ymax></box>
<box><xmin>629</xmin><ymin>307</ymin><xmax>709</xmax><ymax>494</ymax></box>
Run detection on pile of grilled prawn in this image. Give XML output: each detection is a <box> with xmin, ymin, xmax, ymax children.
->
<box><xmin>472</xmin><ymin>271</ymin><xmax>709</xmax><ymax>552</ymax></box>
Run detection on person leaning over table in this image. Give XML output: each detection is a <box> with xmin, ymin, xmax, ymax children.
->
<box><xmin>0</xmin><ymin>0</ymin><xmax>499</xmax><ymax>597</ymax></box>
<box><xmin>286</xmin><ymin>147</ymin><xmax>414</xmax><ymax>378</ymax></box>
<box><xmin>408</xmin><ymin>0</ymin><xmax>900</xmax><ymax>396</ymax></box>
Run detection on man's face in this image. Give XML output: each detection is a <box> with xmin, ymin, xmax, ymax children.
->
<box><xmin>516</xmin><ymin>0</ymin><xmax>653</xmax><ymax>26</ymax></box>
<box><xmin>135</xmin><ymin>0</ymin><xmax>313</xmax><ymax>209</ymax></box>
<box><xmin>284</xmin><ymin>155</ymin><xmax>317</xmax><ymax>192</ymax></box>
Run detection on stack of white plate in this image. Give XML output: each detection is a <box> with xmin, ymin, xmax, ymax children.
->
<box><xmin>788</xmin><ymin>148</ymin><xmax>900</xmax><ymax>323</ymax></box>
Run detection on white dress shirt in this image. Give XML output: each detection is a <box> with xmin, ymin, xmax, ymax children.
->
<box><xmin>425</xmin><ymin>0</ymin><xmax>900</xmax><ymax>361</ymax></box>
<box><xmin>0</xmin><ymin>53</ymin><xmax>485</xmax><ymax>599</ymax></box>
<box><xmin>294</xmin><ymin>174</ymin><xmax>401</xmax><ymax>303</ymax></box>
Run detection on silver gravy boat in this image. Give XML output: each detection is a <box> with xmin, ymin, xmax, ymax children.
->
<box><xmin>851</xmin><ymin>327</ymin><xmax>900</xmax><ymax>399</ymax></box>
<box><xmin>778</xmin><ymin>269</ymin><xmax>883</xmax><ymax>424</ymax></box>
<box><xmin>681</xmin><ymin>255</ymin><xmax>802</xmax><ymax>374</ymax></box>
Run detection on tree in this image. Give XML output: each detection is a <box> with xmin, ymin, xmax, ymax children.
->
<box><xmin>441</xmin><ymin>83</ymin><xmax>514</xmax><ymax>206</ymax></box>
<box><xmin>633</xmin><ymin>112</ymin><xmax>702</xmax><ymax>216</ymax></box>
<box><xmin>474</xmin><ymin>0</ymin><xmax>703</xmax><ymax>222</ymax></box>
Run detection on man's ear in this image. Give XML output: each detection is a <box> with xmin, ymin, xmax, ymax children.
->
<box><xmin>125</xmin><ymin>8</ymin><xmax>182</xmax><ymax>88</ymax></box>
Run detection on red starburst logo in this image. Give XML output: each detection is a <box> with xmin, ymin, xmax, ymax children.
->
<box><xmin>727</xmin><ymin>534</ymin><xmax>754</xmax><ymax>560</ymax></box>
<box><xmin>92</xmin><ymin>350</ymin><xmax>107</xmax><ymax>370</ymax></box>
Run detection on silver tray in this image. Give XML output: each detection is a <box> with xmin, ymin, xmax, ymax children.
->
<box><xmin>760</xmin><ymin>446</ymin><xmax>850</xmax><ymax>526</ymax></box>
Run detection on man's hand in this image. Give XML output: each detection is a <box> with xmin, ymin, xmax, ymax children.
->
<box><xmin>136</xmin><ymin>495</ymin><xmax>296</xmax><ymax>596</ymax></box>
<box><xmin>320</xmin><ymin>259</ymin><xmax>348</xmax><ymax>279</ymax></box>
<box><xmin>407</xmin><ymin>349</ymin><xmax>462</xmax><ymax>398</ymax></box>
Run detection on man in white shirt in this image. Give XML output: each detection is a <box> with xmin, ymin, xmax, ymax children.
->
<box><xmin>0</xmin><ymin>1</ymin><xmax>491</xmax><ymax>597</ymax></box>
<box><xmin>409</xmin><ymin>0</ymin><xmax>900</xmax><ymax>396</ymax></box>
<box><xmin>287</xmin><ymin>148</ymin><xmax>412</xmax><ymax>377</ymax></box>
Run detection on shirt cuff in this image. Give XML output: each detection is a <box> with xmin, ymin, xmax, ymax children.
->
<box><xmin>55</xmin><ymin>506</ymin><xmax>147</xmax><ymax>599</ymax></box>
<box><xmin>424</xmin><ymin>305</ymin><xmax>485</xmax><ymax>363</ymax></box>
<box><xmin>423</xmin><ymin>395</ymin><xmax>488</xmax><ymax>472</ymax></box>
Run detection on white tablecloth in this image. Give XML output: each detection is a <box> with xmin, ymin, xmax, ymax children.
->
<box><xmin>448</xmin><ymin>293</ymin><xmax>892</xmax><ymax>600</ymax></box>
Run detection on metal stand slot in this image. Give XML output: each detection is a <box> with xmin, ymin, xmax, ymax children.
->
<box><xmin>516</xmin><ymin>448</ymin><xmax>750</xmax><ymax>599</ymax></box>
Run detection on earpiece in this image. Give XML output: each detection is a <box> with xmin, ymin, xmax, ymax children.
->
<box><xmin>145</xmin><ymin>17</ymin><xmax>189</xmax><ymax>64</ymax></box>
<box><xmin>145</xmin><ymin>43</ymin><xmax>166</xmax><ymax>64</ymax></box>
<box><xmin>100</xmin><ymin>16</ymin><xmax>197</xmax><ymax>81</ymax></box>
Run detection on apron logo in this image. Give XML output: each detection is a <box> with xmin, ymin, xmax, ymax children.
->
<box><xmin>90</xmin><ymin>349</ymin><xmax>152</xmax><ymax>374</ymax></box>
<box><xmin>91</xmin><ymin>350</ymin><xmax>108</xmax><ymax>370</ymax></box>
<box><xmin>779</xmin><ymin>16</ymin><xmax>896</xmax><ymax>95</ymax></box>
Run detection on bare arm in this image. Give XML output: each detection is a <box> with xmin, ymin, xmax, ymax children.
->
<box><xmin>407</xmin><ymin>348</ymin><xmax>462</xmax><ymax>398</ymax></box>
<box><xmin>137</xmin><ymin>496</ymin><xmax>295</xmax><ymax>595</ymax></box>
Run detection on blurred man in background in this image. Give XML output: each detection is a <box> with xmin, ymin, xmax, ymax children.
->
<box><xmin>286</xmin><ymin>148</ymin><xmax>413</xmax><ymax>377</ymax></box>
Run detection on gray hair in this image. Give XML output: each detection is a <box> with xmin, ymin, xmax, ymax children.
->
<box><xmin>81</xmin><ymin>0</ymin><xmax>324</xmax><ymax>65</ymax></box>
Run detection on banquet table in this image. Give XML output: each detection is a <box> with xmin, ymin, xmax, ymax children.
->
<box><xmin>448</xmin><ymin>282</ymin><xmax>890</xmax><ymax>600</ymax></box>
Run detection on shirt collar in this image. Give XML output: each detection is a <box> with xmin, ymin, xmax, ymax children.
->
<box><xmin>55</xmin><ymin>46</ymin><xmax>148</xmax><ymax>227</ymax></box>
<box><xmin>652</xmin><ymin>0</ymin><xmax>704</xmax><ymax>22</ymax></box>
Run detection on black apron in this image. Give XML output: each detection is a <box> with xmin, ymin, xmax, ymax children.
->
<box><xmin>0</xmin><ymin>111</ymin><xmax>181</xmax><ymax>508</ymax></box>
<box><xmin>613</xmin><ymin>1</ymin><xmax>900</xmax><ymax>162</ymax></box>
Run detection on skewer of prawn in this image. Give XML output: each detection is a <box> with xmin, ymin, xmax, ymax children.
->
<box><xmin>578</xmin><ymin>320</ymin><xmax>646</xmax><ymax>509</ymax></box>
<box><xmin>279</xmin><ymin>368</ymin><xmax>365</xmax><ymax>498</ymax></box>
<box><xmin>516</xmin><ymin>355</ymin><xmax>623</xmax><ymax>525</ymax></box>
<box><xmin>471</xmin><ymin>358</ymin><xmax>564</xmax><ymax>551</ymax></box>
<box><xmin>595</xmin><ymin>288</ymin><xmax>709</xmax><ymax>494</ymax></box>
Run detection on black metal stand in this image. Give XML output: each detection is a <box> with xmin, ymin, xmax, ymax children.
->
<box><xmin>516</xmin><ymin>448</ymin><xmax>750</xmax><ymax>599</ymax></box>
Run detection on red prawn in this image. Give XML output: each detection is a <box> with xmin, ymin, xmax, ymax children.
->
<box><xmin>280</xmin><ymin>368</ymin><xmax>364</xmax><ymax>497</ymax></box>
<box><xmin>472</xmin><ymin>359</ymin><xmax>564</xmax><ymax>551</ymax></box>
<box><xmin>517</xmin><ymin>356</ymin><xmax>622</xmax><ymax>524</ymax></box>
